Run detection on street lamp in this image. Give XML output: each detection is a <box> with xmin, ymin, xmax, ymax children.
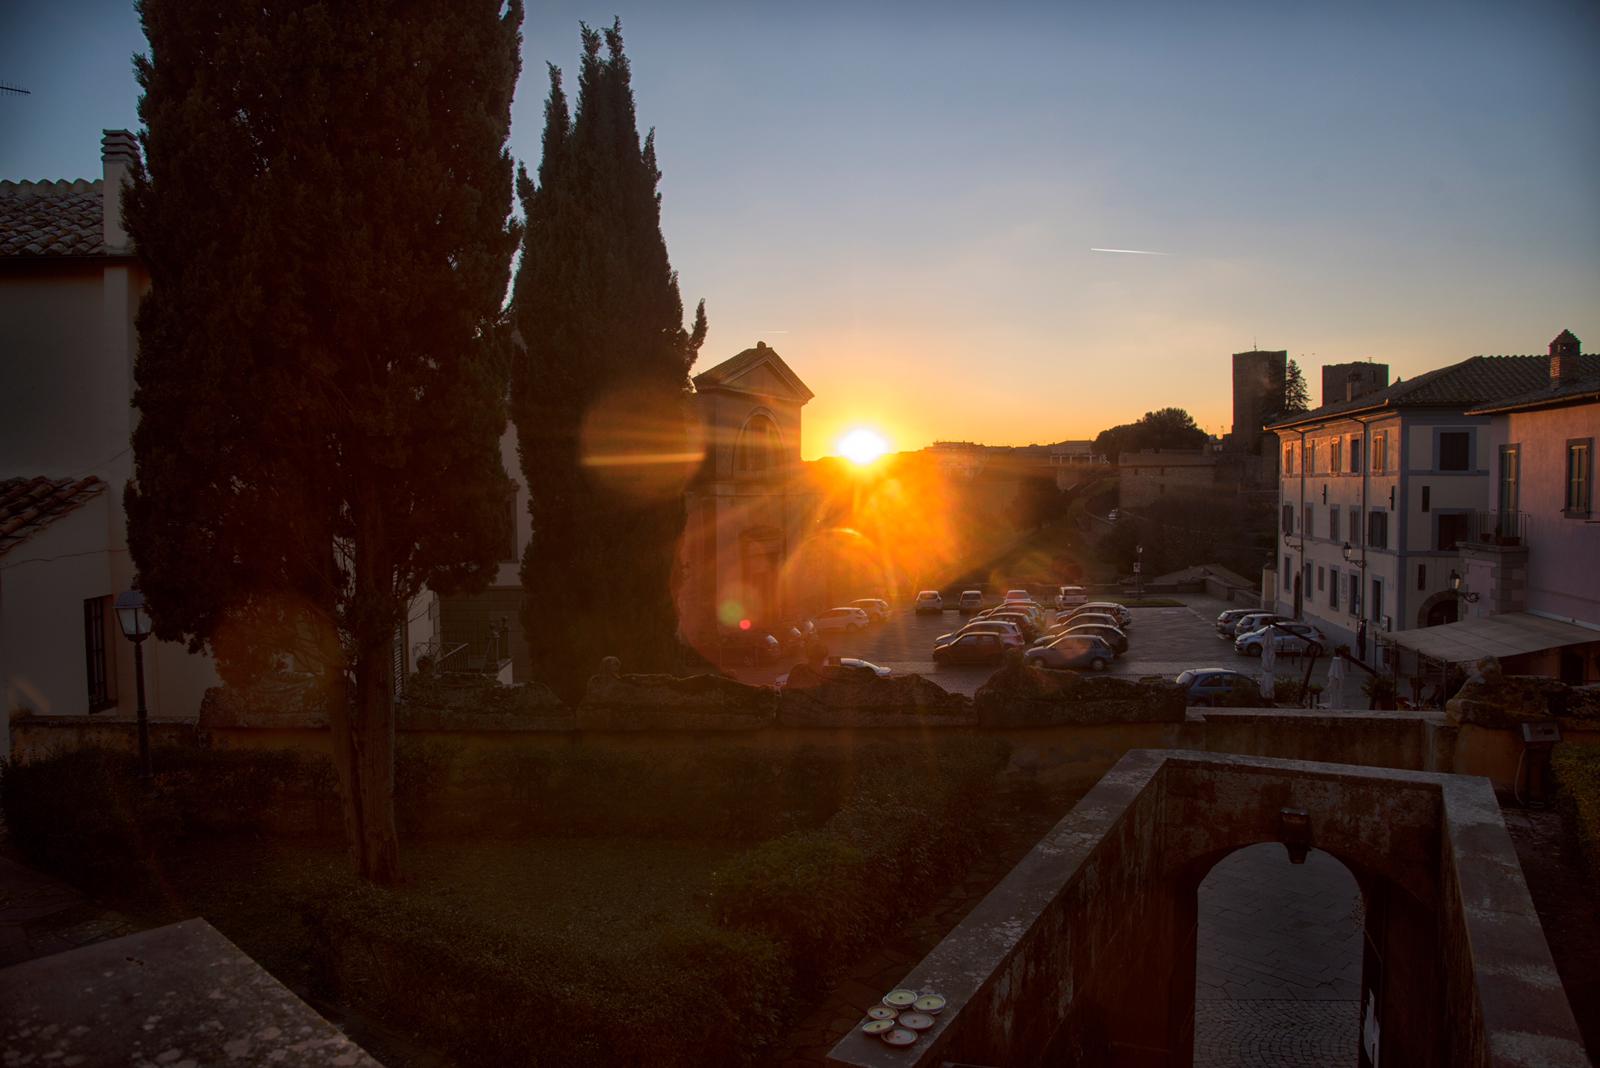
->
<box><xmin>1449</xmin><ymin>569</ymin><xmax>1480</xmax><ymax>604</ymax></box>
<box><xmin>114</xmin><ymin>590</ymin><xmax>153</xmax><ymax>781</ymax></box>
<box><xmin>1341</xmin><ymin>541</ymin><xmax>1366</xmax><ymax>569</ymax></box>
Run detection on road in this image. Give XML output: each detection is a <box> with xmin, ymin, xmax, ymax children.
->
<box><xmin>731</xmin><ymin>593</ymin><xmax>1337</xmax><ymax>698</ymax></box>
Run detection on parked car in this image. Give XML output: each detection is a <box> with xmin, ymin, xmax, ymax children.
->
<box><xmin>981</xmin><ymin>602</ymin><xmax>1046</xmax><ymax>630</ymax></box>
<box><xmin>1057</xmin><ymin>623</ymin><xmax>1127</xmax><ymax>655</ymax></box>
<box><xmin>849</xmin><ymin>598</ymin><xmax>890</xmax><ymax>623</ymax></box>
<box><xmin>984</xmin><ymin>611</ymin><xmax>1039</xmax><ymax>641</ymax></box>
<box><xmin>813</xmin><ymin>606</ymin><xmax>870</xmax><ymax>633</ymax></box>
<box><xmin>718</xmin><ymin>629</ymin><xmax>781</xmax><ymax>666</ymax></box>
<box><xmin>932</xmin><ymin>630</ymin><xmax>1007</xmax><ymax>665</ymax></box>
<box><xmin>1056</xmin><ymin>585</ymin><xmax>1088</xmax><ymax>609</ymax></box>
<box><xmin>958</xmin><ymin>589</ymin><xmax>985</xmax><ymax>614</ymax></box>
<box><xmin>1235</xmin><ymin>621</ymin><xmax>1325</xmax><ymax>658</ymax></box>
<box><xmin>776</xmin><ymin>657</ymin><xmax>892</xmax><ymax>690</ymax></box>
<box><xmin>1227</xmin><ymin>611</ymin><xmax>1288</xmax><ymax>639</ymax></box>
<box><xmin>914</xmin><ymin>590</ymin><xmax>945</xmax><ymax>614</ymax></box>
<box><xmin>1214</xmin><ymin>608</ymin><xmax>1258</xmax><ymax>637</ymax></box>
<box><xmin>1004</xmin><ymin>588</ymin><xmax>1031</xmax><ymax>602</ymax></box>
<box><xmin>1025</xmin><ymin>634</ymin><xmax>1115</xmax><ymax>672</ymax></box>
<box><xmin>1049</xmin><ymin>611</ymin><xmax>1122</xmax><ymax>636</ymax></box>
<box><xmin>1176</xmin><ymin>668</ymin><xmax>1267</xmax><ymax>707</ymax></box>
<box><xmin>937</xmin><ymin>620</ymin><xmax>1026</xmax><ymax>647</ymax></box>
<box><xmin>1077</xmin><ymin>602</ymin><xmax>1133</xmax><ymax>627</ymax></box>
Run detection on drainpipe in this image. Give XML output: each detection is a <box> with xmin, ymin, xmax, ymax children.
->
<box><xmin>1296</xmin><ymin>427</ymin><xmax>1308</xmax><ymax>620</ymax></box>
<box><xmin>1356</xmin><ymin>414</ymin><xmax>1373</xmax><ymax>665</ymax></box>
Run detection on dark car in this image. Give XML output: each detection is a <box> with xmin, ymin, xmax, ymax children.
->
<box><xmin>1056</xmin><ymin>623</ymin><xmax>1127</xmax><ymax>655</ymax></box>
<box><xmin>1047</xmin><ymin>611</ymin><xmax>1121</xmax><ymax>636</ymax></box>
<box><xmin>1177</xmin><ymin>668</ymin><xmax>1267</xmax><ymax>707</ymax></box>
<box><xmin>718</xmin><ymin>629</ymin><xmax>781</xmax><ymax>666</ymax></box>
<box><xmin>1024</xmin><ymin>634</ymin><xmax>1115</xmax><ymax>672</ymax></box>
<box><xmin>1214</xmin><ymin>609</ymin><xmax>1257</xmax><ymax>638</ymax></box>
<box><xmin>932</xmin><ymin>630</ymin><xmax>1007</xmax><ymax>665</ymax></box>
<box><xmin>984</xmin><ymin>611</ymin><xmax>1039</xmax><ymax>641</ymax></box>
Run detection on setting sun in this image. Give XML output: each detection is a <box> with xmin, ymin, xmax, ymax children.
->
<box><xmin>836</xmin><ymin>428</ymin><xmax>890</xmax><ymax>465</ymax></box>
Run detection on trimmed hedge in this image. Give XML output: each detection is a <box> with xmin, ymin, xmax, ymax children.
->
<box><xmin>711</xmin><ymin>739</ymin><xmax>1007</xmax><ymax>989</ymax></box>
<box><xmin>302</xmin><ymin>878</ymin><xmax>791</xmax><ymax>1067</ymax></box>
<box><xmin>1554</xmin><ymin>743</ymin><xmax>1600</xmax><ymax>891</ymax></box>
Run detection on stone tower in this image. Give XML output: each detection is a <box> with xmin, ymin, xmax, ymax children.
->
<box><xmin>1229</xmin><ymin>349</ymin><xmax>1287</xmax><ymax>451</ymax></box>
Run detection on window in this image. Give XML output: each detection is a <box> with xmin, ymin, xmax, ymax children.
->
<box><xmin>1283</xmin><ymin>444</ymin><xmax>1295</xmax><ymax>476</ymax></box>
<box><xmin>1348</xmin><ymin>573</ymin><xmax>1361</xmax><ymax>615</ymax></box>
<box><xmin>1348</xmin><ymin>437</ymin><xmax>1362</xmax><ymax>473</ymax></box>
<box><xmin>1329</xmin><ymin>504</ymin><xmax>1340</xmax><ymax>540</ymax></box>
<box><xmin>1317</xmin><ymin>566</ymin><xmax>1325</xmax><ymax>592</ymax></box>
<box><xmin>1437</xmin><ymin>512</ymin><xmax>1471</xmax><ymax>551</ymax></box>
<box><xmin>1303</xmin><ymin>504</ymin><xmax>1314</xmax><ymax>538</ymax></box>
<box><xmin>1371</xmin><ymin>431</ymin><xmax>1386</xmax><ymax>474</ymax></box>
<box><xmin>1329</xmin><ymin>569</ymin><xmax>1340</xmax><ymax>610</ymax></box>
<box><xmin>1284</xmin><ymin>554</ymin><xmax>1292</xmax><ymax>579</ymax></box>
<box><xmin>1349</xmin><ymin>507</ymin><xmax>1362</xmax><ymax>545</ymax></box>
<box><xmin>1567</xmin><ymin>439</ymin><xmax>1593</xmax><ymax>515</ymax></box>
<box><xmin>1371</xmin><ymin>578</ymin><xmax>1384</xmax><ymax>622</ymax></box>
<box><xmin>1421</xmin><ymin>485</ymin><xmax>1431</xmax><ymax>512</ymax></box>
<box><xmin>1282</xmin><ymin>504</ymin><xmax>1294</xmax><ymax>535</ymax></box>
<box><xmin>1417</xmin><ymin>564</ymin><xmax>1427</xmax><ymax>591</ymax></box>
<box><xmin>736</xmin><ymin>415</ymin><xmax>783</xmax><ymax>474</ymax></box>
<box><xmin>1368</xmin><ymin>511</ymin><xmax>1388</xmax><ymax>549</ymax></box>
<box><xmin>1498</xmin><ymin>446</ymin><xmax>1519</xmax><ymax>516</ymax></box>
<box><xmin>83</xmin><ymin>596</ymin><xmax>115</xmax><ymax>712</ymax></box>
<box><xmin>1304</xmin><ymin>562</ymin><xmax>1312</xmax><ymax>591</ymax></box>
<box><xmin>1330</xmin><ymin>438</ymin><xmax>1343</xmax><ymax>474</ymax></box>
<box><xmin>1307</xmin><ymin>440</ymin><xmax>1318</xmax><ymax>475</ymax></box>
<box><xmin>1438</xmin><ymin>431</ymin><xmax>1471</xmax><ymax>472</ymax></box>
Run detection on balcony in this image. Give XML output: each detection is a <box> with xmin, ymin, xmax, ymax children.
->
<box><xmin>1463</xmin><ymin>510</ymin><xmax>1528</xmax><ymax>548</ymax></box>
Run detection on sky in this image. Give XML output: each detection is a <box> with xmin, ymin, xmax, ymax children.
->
<box><xmin>3</xmin><ymin>1</ymin><xmax>1597</xmax><ymax>459</ymax></box>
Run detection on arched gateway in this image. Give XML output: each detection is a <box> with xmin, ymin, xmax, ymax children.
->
<box><xmin>828</xmin><ymin>750</ymin><xmax>1586</xmax><ymax>1068</ymax></box>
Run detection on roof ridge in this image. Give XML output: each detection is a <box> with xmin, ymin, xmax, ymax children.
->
<box><xmin>0</xmin><ymin>178</ymin><xmax>102</xmax><ymax>195</ymax></box>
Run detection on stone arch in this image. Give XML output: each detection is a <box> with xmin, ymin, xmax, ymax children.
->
<box><xmin>1416</xmin><ymin>590</ymin><xmax>1458</xmax><ymax>629</ymax></box>
<box><xmin>734</xmin><ymin>409</ymin><xmax>784</xmax><ymax>475</ymax></box>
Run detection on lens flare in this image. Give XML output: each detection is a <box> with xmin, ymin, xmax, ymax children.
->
<box><xmin>836</xmin><ymin>428</ymin><xmax>889</xmax><ymax>466</ymax></box>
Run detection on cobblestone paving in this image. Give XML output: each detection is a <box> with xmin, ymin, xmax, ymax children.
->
<box><xmin>1195</xmin><ymin>843</ymin><xmax>1363</xmax><ymax>1068</ymax></box>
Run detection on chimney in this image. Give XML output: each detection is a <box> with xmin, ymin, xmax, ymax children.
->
<box><xmin>1549</xmin><ymin>329</ymin><xmax>1581</xmax><ymax>385</ymax></box>
<box><xmin>100</xmin><ymin>129</ymin><xmax>139</xmax><ymax>254</ymax></box>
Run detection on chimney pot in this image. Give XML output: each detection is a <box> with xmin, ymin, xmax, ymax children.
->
<box><xmin>100</xmin><ymin>129</ymin><xmax>139</xmax><ymax>254</ymax></box>
<box><xmin>1550</xmin><ymin>329</ymin><xmax>1582</xmax><ymax>385</ymax></box>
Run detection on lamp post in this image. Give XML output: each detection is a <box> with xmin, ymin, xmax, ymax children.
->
<box><xmin>1450</xmin><ymin>569</ymin><xmax>1480</xmax><ymax>604</ymax></box>
<box><xmin>1341</xmin><ymin>541</ymin><xmax>1366</xmax><ymax>568</ymax></box>
<box><xmin>114</xmin><ymin>590</ymin><xmax>153</xmax><ymax>781</ymax></box>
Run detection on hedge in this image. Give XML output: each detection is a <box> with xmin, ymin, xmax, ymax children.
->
<box><xmin>711</xmin><ymin>739</ymin><xmax>1007</xmax><ymax>990</ymax></box>
<box><xmin>301</xmin><ymin>878</ymin><xmax>791</xmax><ymax>1067</ymax></box>
<box><xmin>1553</xmin><ymin>742</ymin><xmax>1600</xmax><ymax>891</ymax></box>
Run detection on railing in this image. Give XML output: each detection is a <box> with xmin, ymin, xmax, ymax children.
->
<box><xmin>1465</xmin><ymin>509</ymin><xmax>1528</xmax><ymax>547</ymax></box>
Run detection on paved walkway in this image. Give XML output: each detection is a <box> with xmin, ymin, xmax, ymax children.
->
<box><xmin>0</xmin><ymin>854</ymin><xmax>141</xmax><ymax>967</ymax></box>
<box><xmin>1195</xmin><ymin>843</ymin><xmax>1362</xmax><ymax>1068</ymax></box>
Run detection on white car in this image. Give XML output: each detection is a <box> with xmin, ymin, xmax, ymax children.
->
<box><xmin>1235</xmin><ymin>621</ymin><xmax>1326</xmax><ymax>657</ymax></box>
<box><xmin>1004</xmin><ymin>588</ymin><xmax>1031</xmax><ymax>602</ymax></box>
<box><xmin>1056</xmin><ymin>586</ymin><xmax>1087</xmax><ymax>609</ymax></box>
<box><xmin>776</xmin><ymin>657</ymin><xmax>892</xmax><ymax>690</ymax></box>
<box><xmin>813</xmin><ymin>606</ymin><xmax>870</xmax><ymax>633</ymax></box>
<box><xmin>849</xmin><ymin>598</ymin><xmax>890</xmax><ymax>622</ymax></box>
<box><xmin>914</xmin><ymin>590</ymin><xmax>944</xmax><ymax>614</ymax></box>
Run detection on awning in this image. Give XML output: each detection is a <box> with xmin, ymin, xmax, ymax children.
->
<box><xmin>1380</xmin><ymin>612</ymin><xmax>1600</xmax><ymax>664</ymax></box>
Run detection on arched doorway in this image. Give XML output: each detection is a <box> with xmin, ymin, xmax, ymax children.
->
<box><xmin>1419</xmin><ymin>592</ymin><xmax>1458</xmax><ymax>628</ymax></box>
<box><xmin>1195</xmin><ymin>844</ymin><xmax>1362</xmax><ymax>1067</ymax></box>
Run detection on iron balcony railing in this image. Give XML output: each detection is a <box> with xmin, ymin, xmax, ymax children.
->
<box><xmin>1466</xmin><ymin>509</ymin><xmax>1528</xmax><ymax>548</ymax></box>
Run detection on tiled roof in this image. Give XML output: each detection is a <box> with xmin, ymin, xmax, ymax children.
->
<box><xmin>0</xmin><ymin>476</ymin><xmax>106</xmax><ymax>557</ymax></box>
<box><xmin>693</xmin><ymin>340</ymin><xmax>816</xmax><ymax>402</ymax></box>
<box><xmin>1268</xmin><ymin>353</ymin><xmax>1600</xmax><ymax>429</ymax></box>
<box><xmin>0</xmin><ymin>179</ymin><xmax>105</xmax><ymax>257</ymax></box>
<box><xmin>1467</xmin><ymin>372</ymin><xmax>1600</xmax><ymax>415</ymax></box>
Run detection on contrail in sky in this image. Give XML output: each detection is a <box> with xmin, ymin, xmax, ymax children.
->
<box><xmin>1090</xmin><ymin>247</ymin><xmax>1171</xmax><ymax>256</ymax></box>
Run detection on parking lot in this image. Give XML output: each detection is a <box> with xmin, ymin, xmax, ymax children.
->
<box><xmin>730</xmin><ymin>593</ymin><xmax>1336</xmax><ymax>698</ymax></box>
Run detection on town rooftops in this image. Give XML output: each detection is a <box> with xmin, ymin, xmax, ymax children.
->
<box><xmin>0</xmin><ymin>476</ymin><xmax>106</xmax><ymax>557</ymax></box>
<box><xmin>1267</xmin><ymin>352</ymin><xmax>1600</xmax><ymax>430</ymax></box>
<box><xmin>693</xmin><ymin>340</ymin><xmax>815</xmax><ymax>402</ymax></box>
<box><xmin>0</xmin><ymin>179</ymin><xmax>106</xmax><ymax>258</ymax></box>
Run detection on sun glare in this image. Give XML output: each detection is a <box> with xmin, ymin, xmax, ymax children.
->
<box><xmin>836</xmin><ymin>428</ymin><xmax>890</xmax><ymax>466</ymax></box>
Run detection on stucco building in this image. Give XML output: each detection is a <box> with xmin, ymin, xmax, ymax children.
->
<box><xmin>0</xmin><ymin>132</ymin><xmax>218</xmax><ymax>749</ymax></box>
<box><xmin>1268</xmin><ymin>342</ymin><xmax>1599</xmax><ymax>666</ymax></box>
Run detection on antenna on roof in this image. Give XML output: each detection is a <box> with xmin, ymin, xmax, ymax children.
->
<box><xmin>0</xmin><ymin>82</ymin><xmax>31</xmax><ymax>96</ymax></box>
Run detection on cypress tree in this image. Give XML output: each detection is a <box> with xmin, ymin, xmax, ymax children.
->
<box><xmin>1284</xmin><ymin>359</ymin><xmax>1312</xmax><ymax>414</ymax></box>
<box><xmin>512</xmin><ymin>20</ymin><xmax>707</xmax><ymax>702</ymax></box>
<box><xmin>123</xmin><ymin>0</ymin><xmax>525</xmax><ymax>883</ymax></box>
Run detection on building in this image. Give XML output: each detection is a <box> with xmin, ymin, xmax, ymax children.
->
<box><xmin>1267</xmin><ymin>341</ymin><xmax>1599</xmax><ymax>666</ymax></box>
<box><xmin>1375</xmin><ymin>331</ymin><xmax>1599</xmax><ymax>685</ymax></box>
<box><xmin>1321</xmin><ymin>361</ymin><xmax>1389</xmax><ymax>407</ymax></box>
<box><xmin>1117</xmin><ymin>449</ymin><xmax>1224</xmax><ymax>509</ymax></box>
<box><xmin>0</xmin><ymin>132</ymin><xmax>218</xmax><ymax>748</ymax></box>
<box><xmin>1228</xmin><ymin>349</ymin><xmax>1287</xmax><ymax>451</ymax></box>
<box><xmin>679</xmin><ymin>342</ymin><xmax>815</xmax><ymax>646</ymax></box>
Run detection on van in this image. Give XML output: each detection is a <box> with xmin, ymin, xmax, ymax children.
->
<box><xmin>1057</xmin><ymin>585</ymin><xmax>1087</xmax><ymax>609</ymax></box>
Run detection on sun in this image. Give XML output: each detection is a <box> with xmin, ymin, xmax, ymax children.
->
<box><xmin>836</xmin><ymin>428</ymin><xmax>890</xmax><ymax>466</ymax></box>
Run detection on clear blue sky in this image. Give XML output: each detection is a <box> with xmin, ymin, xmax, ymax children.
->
<box><xmin>3</xmin><ymin>1</ymin><xmax>1596</xmax><ymax>456</ymax></box>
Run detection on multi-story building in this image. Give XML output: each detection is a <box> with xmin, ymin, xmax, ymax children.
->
<box><xmin>1268</xmin><ymin>340</ymin><xmax>1598</xmax><ymax>664</ymax></box>
<box><xmin>1228</xmin><ymin>349</ymin><xmax>1287</xmax><ymax>452</ymax></box>
<box><xmin>1117</xmin><ymin>449</ymin><xmax>1224</xmax><ymax>509</ymax></box>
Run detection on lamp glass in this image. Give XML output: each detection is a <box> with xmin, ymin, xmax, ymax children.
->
<box><xmin>1342</xmin><ymin>541</ymin><xmax>1353</xmax><ymax>562</ymax></box>
<box><xmin>114</xmin><ymin>590</ymin><xmax>151</xmax><ymax>640</ymax></box>
<box><xmin>1450</xmin><ymin>570</ymin><xmax>1462</xmax><ymax>592</ymax></box>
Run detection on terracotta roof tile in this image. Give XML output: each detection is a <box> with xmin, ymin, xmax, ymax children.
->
<box><xmin>0</xmin><ymin>476</ymin><xmax>106</xmax><ymax>557</ymax></box>
<box><xmin>0</xmin><ymin>179</ymin><xmax>105</xmax><ymax>258</ymax></box>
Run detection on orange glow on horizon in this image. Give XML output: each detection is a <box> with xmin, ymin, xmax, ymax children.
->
<box><xmin>835</xmin><ymin>427</ymin><xmax>891</xmax><ymax>466</ymax></box>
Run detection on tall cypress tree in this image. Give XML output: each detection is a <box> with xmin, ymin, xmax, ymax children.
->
<box><xmin>124</xmin><ymin>0</ymin><xmax>525</xmax><ymax>883</ymax></box>
<box><xmin>513</xmin><ymin>20</ymin><xmax>706</xmax><ymax>702</ymax></box>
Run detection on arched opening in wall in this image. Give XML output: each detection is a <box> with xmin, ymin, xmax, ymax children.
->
<box><xmin>1194</xmin><ymin>843</ymin><xmax>1363</xmax><ymax>1068</ymax></box>
<box><xmin>1419</xmin><ymin>591</ymin><xmax>1458</xmax><ymax>628</ymax></box>
<box><xmin>735</xmin><ymin>412</ymin><xmax>783</xmax><ymax>476</ymax></box>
